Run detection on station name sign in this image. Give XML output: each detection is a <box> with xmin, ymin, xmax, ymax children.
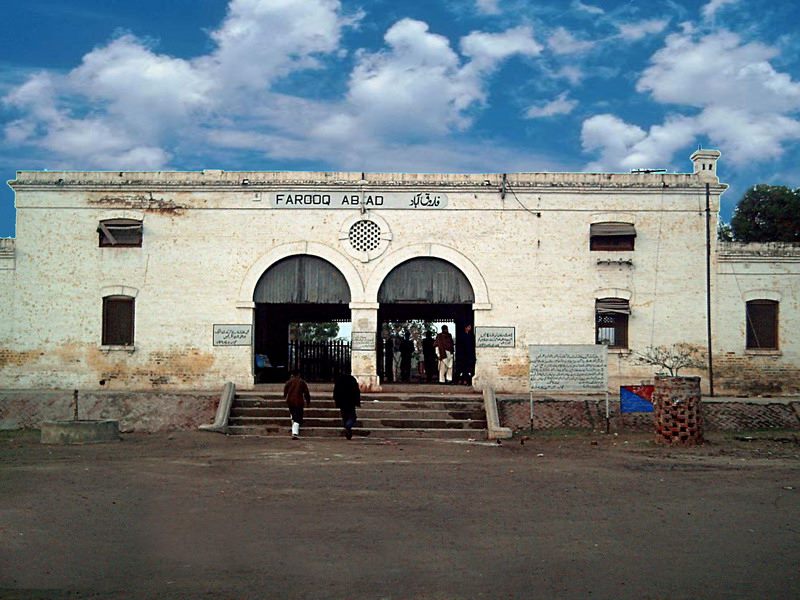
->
<box><xmin>270</xmin><ymin>191</ymin><xmax>448</xmax><ymax>209</ymax></box>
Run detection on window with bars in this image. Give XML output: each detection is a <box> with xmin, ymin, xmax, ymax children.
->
<box><xmin>98</xmin><ymin>219</ymin><xmax>143</xmax><ymax>247</ymax></box>
<box><xmin>102</xmin><ymin>296</ymin><xmax>135</xmax><ymax>346</ymax></box>
<box><xmin>746</xmin><ymin>300</ymin><xmax>778</xmax><ymax>350</ymax></box>
<box><xmin>590</xmin><ymin>222</ymin><xmax>636</xmax><ymax>251</ymax></box>
<box><xmin>596</xmin><ymin>298</ymin><xmax>630</xmax><ymax>349</ymax></box>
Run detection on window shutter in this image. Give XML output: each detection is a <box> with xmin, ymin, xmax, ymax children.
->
<box><xmin>99</xmin><ymin>219</ymin><xmax>143</xmax><ymax>247</ymax></box>
<box><xmin>595</xmin><ymin>298</ymin><xmax>631</xmax><ymax>314</ymax></box>
<box><xmin>746</xmin><ymin>300</ymin><xmax>778</xmax><ymax>349</ymax></box>
<box><xmin>103</xmin><ymin>296</ymin><xmax>135</xmax><ymax>346</ymax></box>
<box><xmin>590</xmin><ymin>222</ymin><xmax>636</xmax><ymax>237</ymax></box>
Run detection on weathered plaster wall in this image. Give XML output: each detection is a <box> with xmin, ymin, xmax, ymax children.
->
<box><xmin>0</xmin><ymin>159</ymin><xmax>734</xmax><ymax>396</ymax></box>
<box><xmin>714</xmin><ymin>242</ymin><xmax>800</xmax><ymax>395</ymax></box>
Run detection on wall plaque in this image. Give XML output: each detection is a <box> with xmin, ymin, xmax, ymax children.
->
<box><xmin>475</xmin><ymin>326</ymin><xmax>515</xmax><ymax>348</ymax></box>
<box><xmin>529</xmin><ymin>344</ymin><xmax>608</xmax><ymax>392</ymax></box>
<box><xmin>351</xmin><ymin>332</ymin><xmax>375</xmax><ymax>351</ymax></box>
<box><xmin>213</xmin><ymin>324</ymin><xmax>252</xmax><ymax>346</ymax></box>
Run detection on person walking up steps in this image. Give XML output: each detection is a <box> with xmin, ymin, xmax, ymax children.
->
<box><xmin>333</xmin><ymin>372</ymin><xmax>361</xmax><ymax>440</ymax></box>
<box><xmin>283</xmin><ymin>369</ymin><xmax>311</xmax><ymax>439</ymax></box>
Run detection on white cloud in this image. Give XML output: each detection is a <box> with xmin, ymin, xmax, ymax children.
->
<box><xmin>581</xmin><ymin>114</ymin><xmax>646</xmax><ymax>170</ymax></box>
<box><xmin>616</xmin><ymin>19</ymin><xmax>669</xmax><ymax>42</ymax></box>
<box><xmin>583</xmin><ymin>26</ymin><xmax>800</xmax><ymax>169</ymax></box>
<box><xmin>702</xmin><ymin>0</ymin><xmax>739</xmax><ymax>20</ymax></box>
<box><xmin>71</xmin><ymin>35</ymin><xmax>212</xmax><ymax>133</ymax></box>
<box><xmin>582</xmin><ymin>114</ymin><xmax>696</xmax><ymax>171</ymax></box>
<box><xmin>460</xmin><ymin>26</ymin><xmax>542</xmax><ymax>68</ymax></box>
<box><xmin>571</xmin><ymin>1</ymin><xmax>604</xmax><ymax>16</ymax></box>
<box><xmin>475</xmin><ymin>0</ymin><xmax>501</xmax><ymax>15</ymax></box>
<box><xmin>547</xmin><ymin>27</ymin><xmax>594</xmax><ymax>55</ymax></box>
<box><xmin>2</xmin><ymin>0</ymin><xmax>547</xmax><ymax>173</ymax></box>
<box><xmin>553</xmin><ymin>65</ymin><xmax>584</xmax><ymax>85</ymax></box>
<box><xmin>317</xmin><ymin>21</ymin><xmax>542</xmax><ymax>140</ymax></box>
<box><xmin>2</xmin><ymin>0</ymin><xmax>358</xmax><ymax>169</ymax></box>
<box><xmin>203</xmin><ymin>0</ymin><xmax>352</xmax><ymax>92</ymax></box>
<box><xmin>525</xmin><ymin>92</ymin><xmax>577</xmax><ymax>119</ymax></box>
<box><xmin>341</xmin><ymin>19</ymin><xmax>471</xmax><ymax>137</ymax></box>
<box><xmin>638</xmin><ymin>30</ymin><xmax>800</xmax><ymax>113</ymax></box>
<box><xmin>698</xmin><ymin>106</ymin><xmax>800</xmax><ymax>162</ymax></box>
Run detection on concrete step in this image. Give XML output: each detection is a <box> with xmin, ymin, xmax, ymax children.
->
<box><xmin>238</xmin><ymin>391</ymin><xmax>482</xmax><ymax>401</ymax></box>
<box><xmin>225</xmin><ymin>426</ymin><xmax>485</xmax><ymax>439</ymax></box>
<box><xmin>231</xmin><ymin>401</ymin><xmax>484</xmax><ymax>412</ymax></box>
<box><xmin>227</xmin><ymin>390</ymin><xmax>487</xmax><ymax>439</ymax></box>
<box><xmin>230</xmin><ymin>407</ymin><xmax>486</xmax><ymax>420</ymax></box>
<box><xmin>228</xmin><ymin>416</ymin><xmax>487</xmax><ymax>429</ymax></box>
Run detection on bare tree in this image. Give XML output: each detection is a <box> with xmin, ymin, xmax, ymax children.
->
<box><xmin>634</xmin><ymin>344</ymin><xmax>706</xmax><ymax>376</ymax></box>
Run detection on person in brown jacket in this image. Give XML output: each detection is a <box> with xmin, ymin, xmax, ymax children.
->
<box><xmin>434</xmin><ymin>325</ymin><xmax>455</xmax><ymax>384</ymax></box>
<box><xmin>283</xmin><ymin>369</ymin><xmax>311</xmax><ymax>439</ymax></box>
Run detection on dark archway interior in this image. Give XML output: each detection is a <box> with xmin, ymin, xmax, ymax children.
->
<box><xmin>377</xmin><ymin>257</ymin><xmax>475</xmax><ymax>383</ymax></box>
<box><xmin>254</xmin><ymin>255</ymin><xmax>351</xmax><ymax>383</ymax></box>
<box><xmin>255</xmin><ymin>303</ymin><xmax>350</xmax><ymax>382</ymax></box>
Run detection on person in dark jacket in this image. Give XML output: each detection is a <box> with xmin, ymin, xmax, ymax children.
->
<box><xmin>399</xmin><ymin>330</ymin><xmax>414</xmax><ymax>382</ymax></box>
<box><xmin>422</xmin><ymin>330</ymin><xmax>437</xmax><ymax>383</ymax></box>
<box><xmin>456</xmin><ymin>324</ymin><xmax>476</xmax><ymax>385</ymax></box>
<box><xmin>333</xmin><ymin>373</ymin><xmax>361</xmax><ymax>440</ymax></box>
<box><xmin>283</xmin><ymin>369</ymin><xmax>311</xmax><ymax>439</ymax></box>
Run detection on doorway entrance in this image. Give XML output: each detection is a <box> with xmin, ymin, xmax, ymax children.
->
<box><xmin>253</xmin><ymin>255</ymin><xmax>351</xmax><ymax>383</ymax></box>
<box><xmin>377</xmin><ymin>258</ymin><xmax>475</xmax><ymax>384</ymax></box>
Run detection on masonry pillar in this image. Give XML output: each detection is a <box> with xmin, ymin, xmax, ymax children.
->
<box><xmin>234</xmin><ymin>301</ymin><xmax>257</xmax><ymax>388</ymax></box>
<box><xmin>653</xmin><ymin>376</ymin><xmax>704</xmax><ymax>445</ymax></box>
<box><xmin>350</xmin><ymin>303</ymin><xmax>380</xmax><ymax>391</ymax></box>
<box><xmin>470</xmin><ymin>303</ymin><xmax>493</xmax><ymax>390</ymax></box>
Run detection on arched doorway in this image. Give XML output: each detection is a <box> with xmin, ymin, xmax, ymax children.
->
<box><xmin>377</xmin><ymin>257</ymin><xmax>475</xmax><ymax>384</ymax></box>
<box><xmin>254</xmin><ymin>255</ymin><xmax>351</xmax><ymax>382</ymax></box>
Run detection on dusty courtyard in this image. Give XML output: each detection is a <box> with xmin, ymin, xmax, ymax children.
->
<box><xmin>1</xmin><ymin>430</ymin><xmax>798</xmax><ymax>600</ymax></box>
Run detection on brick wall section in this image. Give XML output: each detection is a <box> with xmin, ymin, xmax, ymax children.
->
<box><xmin>704</xmin><ymin>402</ymin><xmax>800</xmax><ymax>430</ymax></box>
<box><xmin>498</xmin><ymin>396</ymin><xmax>800</xmax><ymax>433</ymax></box>
<box><xmin>498</xmin><ymin>397</ymin><xmax>597</xmax><ymax>430</ymax></box>
<box><xmin>714</xmin><ymin>353</ymin><xmax>800</xmax><ymax>396</ymax></box>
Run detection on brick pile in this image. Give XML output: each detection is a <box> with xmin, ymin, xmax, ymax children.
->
<box><xmin>653</xmin><ymin>376</ymin><xmax>704</xmax><ymax>446</ymax></box>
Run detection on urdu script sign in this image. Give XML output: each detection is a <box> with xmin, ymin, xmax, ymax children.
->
<box><xmin>475</xmin><ymin>327</ymin><xmax>515</xmax><ymax>348</ymax></box>
<box><xmin>529</xmin><ymin>344</ymin><xmax>608</xmax><ymax>393</ymax></box>
<box><xmin>213</xmin><ymin>324</ymin><xmax>252</xmax><ymax>346</ymax></box>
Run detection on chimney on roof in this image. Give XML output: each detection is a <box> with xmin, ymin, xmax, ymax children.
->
<box><xmin>690</xmin><ymin>148</ymin><xmax>721</xmax><ymax>181</ymax></box>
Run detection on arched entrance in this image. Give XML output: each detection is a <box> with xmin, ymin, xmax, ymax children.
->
<box><xmin>254</xmin><ymin>255</ymin><xmax>351</xmax><ymax>382</ymax></box>
<box><xmin>377</xmin><ymin>257</ymin><xmax>475</xmax><ymax>384</ymax></box>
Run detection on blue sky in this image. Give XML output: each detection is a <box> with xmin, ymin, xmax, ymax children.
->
<box><xmin>2</xmin><ymin>0</ymin><xmax>800</xmax><ymax>237</ymax></box>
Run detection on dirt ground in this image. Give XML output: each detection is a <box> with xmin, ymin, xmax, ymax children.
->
<box><xmin>1</xmin><ymin>429</ymin><xmax>798</xmax><ymax>600</ymax></box>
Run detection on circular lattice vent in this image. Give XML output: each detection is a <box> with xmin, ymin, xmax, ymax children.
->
<box><xmin>349</xmin><ymin>220</ymin><xmax>381</xmax><ymax>252</ymax></box>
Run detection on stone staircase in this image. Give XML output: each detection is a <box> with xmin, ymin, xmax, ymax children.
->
<box><xmin>225</xmin><ymin>385</ymin><xmax>487</xmax><ymax>439</ymax></box>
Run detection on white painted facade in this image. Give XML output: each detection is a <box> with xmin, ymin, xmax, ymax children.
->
<box><xmin>1</xmin><ymin>150</ymin><xmax>798</xmax><ymax>395</ymax></box>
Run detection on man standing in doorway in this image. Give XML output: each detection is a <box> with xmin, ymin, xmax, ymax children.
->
<box><xmin>434</xmin><ymin>325</ymin><xmax>455</xmax><ymax>384</ymax></box>
<box><xmin>456</xmin><ymin>324</ymin><xmax>476</xmax><ymax>385</ymax></box>
<box><xmin>284</xmin><ymin>369</ymin><xmax>311</xmax><ymax>439</ymax></box>
<box><xmin>422</xmin><ymin>330</ymin><xmax>437</xmax><ymax>383</ymax></box>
